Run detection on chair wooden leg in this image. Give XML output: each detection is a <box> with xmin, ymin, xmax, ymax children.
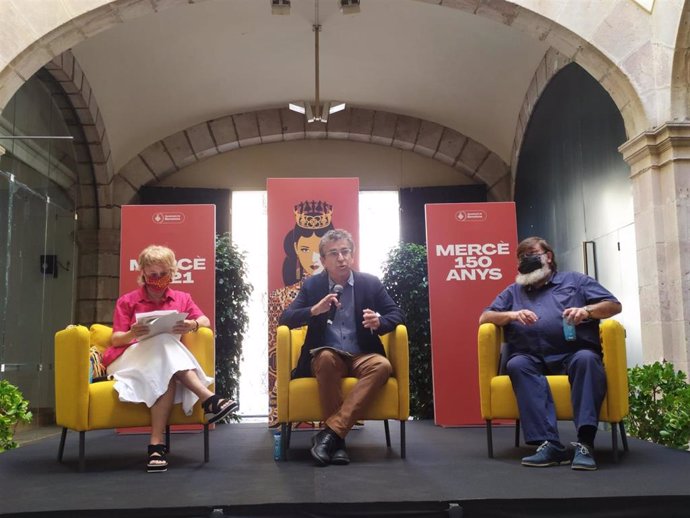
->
<box><xmin>486</xmin><ymin>420</ymin><xmax>494</xmax><ymax>458</ymax></box>
<box><xmin>165</xmin><ymin>425</ymin><xmax>171</xmax><ymax>453</ymax></box>
<box><xmin>400</xmin><ymin>420</ymin><xmax>406</xmax><ymax>459</ymax></box>
<box><xmin>619</xmin><ymin>421</ymin><xmax>629</xmax><ymax>452</ymax></box>
<box><xmin>57</xmin><ymin>427</ymin><xmax>67</xmax><ymax>462</ymax></box>
<box><xmin>203</xmin><ymin>424</ymin><xmax>209</xmax><ymax>462</ymax></box>
<box><xmin>280</xmin><ymin>423</ymin><xmax>289</xmax><ymax>461</ymax></box>
<box><xmin>515</xmin><ymin>419</ymin><xmax>520</xmax><ymax>447</ymax></box>
<box><xmin>384</xmin><ymin>419</ymin><xmax>391</xmax><ymax>447</ymax></box>
<box><xmin>78</xmin><ymin>431</ymin><xmax>85</xmax><ymax>472</ymax></box>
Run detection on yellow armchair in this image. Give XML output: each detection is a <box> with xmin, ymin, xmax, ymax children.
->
<box><xmin>276</xmin><ymin>324</ymin><xmax>409</xmax><ymax>460</ymax></box>
<box><xmin>478</xmin><ymin>319</ymin><xmax>629</xmax><ymax>460</ymax></box>
<box><xmin>55</xmin><ymin>324</ymin><xmax>215</xmax><ymax>471</ymax></box>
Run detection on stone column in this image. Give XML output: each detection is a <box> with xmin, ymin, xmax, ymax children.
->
<box><xmin>75</xmin><ymin>228</ymin><xmax>120</xmax><ymax>326</ymax></box>
<box><xmin>619</xmin><ymin>122</ymin><xmax>690</xmax><ymax>372</ymax></box>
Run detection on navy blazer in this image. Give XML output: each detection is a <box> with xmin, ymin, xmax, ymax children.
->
<box><xmin>279</xmin><ymin>270</ymin><xmax>405</xmax><ymax>378</ymax></box>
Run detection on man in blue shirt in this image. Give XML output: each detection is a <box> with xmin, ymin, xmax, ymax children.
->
<box><xmin>280</xmin><ymin>229</ymin><xmax>404</xmax><ymax>466</ymax></box>
<box><xmin>479</xmin><ymin>236</ymin><xmax>622</xmax><ymax>471</ymax></box>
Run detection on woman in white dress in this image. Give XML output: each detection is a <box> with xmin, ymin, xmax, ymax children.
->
<box><xmin>103</xmin><ymin>245</ymin><xmax>236</xmax><ymax>472</ymax></box>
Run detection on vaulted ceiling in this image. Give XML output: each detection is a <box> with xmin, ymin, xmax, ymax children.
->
<box><xmin>70</xmin><ymin>0</ymin><xmax>548</xmax><ymax>173</ymax></box>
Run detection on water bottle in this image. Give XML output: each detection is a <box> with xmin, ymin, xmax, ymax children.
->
<box><xmin>273</xmin><ymin>432</ymin><xmax>282</xmax><ymax>461</ymax></box>
<box><xmin>563</xmin><ymin>317</ymin><xmax>576</xmax><ymax>341</ymax></box>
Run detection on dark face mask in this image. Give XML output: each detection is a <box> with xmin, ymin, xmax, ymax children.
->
<box><xmin>518</xmin><ymin>254</ymin><xmax>544</xmax><ymax>274</ymax></box>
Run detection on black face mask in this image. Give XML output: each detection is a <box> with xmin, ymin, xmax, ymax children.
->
<box><xmin>518</xmin><ymin>254</ymin><xmax>543</xmax><ymax>274</ymax></box>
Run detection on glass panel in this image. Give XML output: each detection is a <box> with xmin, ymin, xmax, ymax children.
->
<box><xmin>3</xmin><ymin>177</ymin><xmax>48</xmax><ymax>423</ymax></box>
<box><xmin>41</xmin><ymin>199</ymin><xmax>77</xmax><ymax>423</ymax></box>
<box><xmin>0</xmin><ymin>172</ymin><xmax>9</xmax><ymax>366</ymax></box>
<box><xmin>0</xmin><ymin>171</ymin><xmax>76</xmax><ymax>428</ymax></box>
<box><xmin>0</xmin><ymin>71</ymin><xmax>77</xmax><ymax>185</ymax></box>
<box><xmin>0</xmin><ymin>68</ymin><xmax>79</xmax><ymax>435</ymax></box>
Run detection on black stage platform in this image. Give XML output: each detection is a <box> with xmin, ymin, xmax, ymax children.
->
<box><xmin>2</xmin><ymin>420</ymin><xmax>690</xmax><ymax>517</ymax></box>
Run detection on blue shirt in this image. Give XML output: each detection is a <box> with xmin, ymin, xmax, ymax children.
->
<box><xmin>485</xmin><ymin>271</ymin><xmax>619</xmax><ymax>358</ymax></box>
<box><xmin>324</xmin><ymin>272</ymin><xmax>362</xmax><ymax>355</ymax></box>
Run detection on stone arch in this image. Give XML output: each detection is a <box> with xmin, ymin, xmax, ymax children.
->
<box><xmin>113</xmin><ymin>107</ymin><xmax>510</xmax><ymax>212</ymax></box>
<box><xmin>35</xmin><ymin>49</ymin><xmax>119</xmax><ymax>325</ymax></box>
<box><xmin>671</xmin><ymin>0</ymin><xmax>690</xmax><ymax>120</ymax></box>
<box><xmin>431</xmin><ymin>1</ymin><xmax>649</xmax><ymax>145</ymax></box>
<box><xmin>509</xmin><ymin>47</ymin><xmax>573</xmax><ymax>192</ymax></box>
<box><xmin>42</xmin><ymin>50</ymin><xmax>115</xmax><ymax>231</ymax></box>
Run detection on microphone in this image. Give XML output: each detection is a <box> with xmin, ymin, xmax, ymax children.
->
<box><xmin>326</xmin><ymin>284</ymin><xmax>344</xmax><ymax>325</ymax></box>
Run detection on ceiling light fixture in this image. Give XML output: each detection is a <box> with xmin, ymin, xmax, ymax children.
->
<box><xmin>287</xmin><ymin>0</ymin><xmax>356</xmax><ymax>123</ymax></box>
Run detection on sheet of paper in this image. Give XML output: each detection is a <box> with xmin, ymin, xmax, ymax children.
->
<box><xmin>135</xmin><ymin>310</ymin><xmax>188</xmax><ymax>340</ymax></box>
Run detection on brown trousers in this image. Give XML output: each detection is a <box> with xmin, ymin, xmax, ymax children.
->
<box><xmin>311</xmin><ymin>349</ymin><xmax>392</xmax><ymax>439</ymax></box>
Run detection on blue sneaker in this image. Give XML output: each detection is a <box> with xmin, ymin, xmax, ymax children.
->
<box><xmin>521</xmin><ymin>441</ymin><xmax>571</xmax><ymax>467</ymax></box>
<box><xmin>571</xmin><ymin>442</ymin><xmax>598</xmax><ymax>471</ymax></box>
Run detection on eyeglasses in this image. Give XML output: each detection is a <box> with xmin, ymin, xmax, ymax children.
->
<box><xmin>325</xmin><ymin>248</ymin><xmax>352</xmax><ymax>259</ymax></box>
<box><xmin>519</xmin><ymin>252</ymin><xmax>544</xmax><ymax>260</ymax></box>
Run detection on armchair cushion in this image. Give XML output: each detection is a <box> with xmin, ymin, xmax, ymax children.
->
<box><xmin>89</xmin><ymin>324</ymin><xmax>113</xmax><ymax>354</ymax></box>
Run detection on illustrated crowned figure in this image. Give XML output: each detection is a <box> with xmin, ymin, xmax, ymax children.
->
<box><xmin>267</xmin><ymin>200</ymin><xmax>335</xmax><ymax>426</ymax></box>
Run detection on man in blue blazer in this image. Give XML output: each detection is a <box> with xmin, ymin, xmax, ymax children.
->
<box><xmin>279</xmin><ymin>229</ymin><xmax>404</xmax><ymax>466</ymax></box>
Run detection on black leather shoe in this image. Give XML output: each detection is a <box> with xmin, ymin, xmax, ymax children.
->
<box><xmin>330</xmin><ymin>438</ymin><xmax>350</xmax><ymax>465</ymax></box>
<box><xmin>310</xmin><ymin>428</ymin><xmax>339</xmax><ymax>466</ymax></box>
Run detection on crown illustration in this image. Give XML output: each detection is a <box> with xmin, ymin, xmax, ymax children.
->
<box><xmin>294</xmin><ymin>200</ymin><xmax>333</xmax><ymax>230</ymax></box>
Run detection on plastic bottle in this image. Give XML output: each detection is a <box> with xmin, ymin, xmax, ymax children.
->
<box><xmin>563</xmin><ymin>317</ymin><xmax>577</xmax><ymax>341</ymax></box>
<box><xmin>273</xmin><ymin>432</ymin><xmax>282</xmax><ymax>461</ymax></box>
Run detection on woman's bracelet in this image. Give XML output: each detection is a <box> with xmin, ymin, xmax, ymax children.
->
<box><xmin>193</xmin><ymin>320</ymin><xmax>200</xmax><ymax>332</ymax></box>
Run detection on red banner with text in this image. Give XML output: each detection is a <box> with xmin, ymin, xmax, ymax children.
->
<box><xmin>266</xmin><ymin>178</ymin><xmax>360</xmax><ymax>426</ymax></box>
<box><xmin>120</xmin><ymin>205</ymin><xmax>216</xmax><ymax>327</ymax></box>
<box><xmin>426</xmin><ymin>202</ymin><xmax>517</xmax><ymax>426</ymax></box>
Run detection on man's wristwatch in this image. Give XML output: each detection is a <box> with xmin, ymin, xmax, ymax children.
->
<box><xmin>583</xmin><ymin>305</ymin><xmax>593</xmax><ymax>319</ymax></box>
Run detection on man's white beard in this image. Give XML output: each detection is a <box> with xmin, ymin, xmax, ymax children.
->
<box><xmin>515</xmin><ymin>264</ymin><xmax>551</xmax><ymax>286</ymax></box>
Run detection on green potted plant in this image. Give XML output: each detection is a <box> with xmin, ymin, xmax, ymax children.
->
<box><xmin>215</xmin><ymin>233</ymin><xmax>253</xmax><ymax>421</ymax></box>
<box><xmin>382</xmin><ymin>242</ymin><xmax>433</xmax><ymax>419</ymax></box>
<box><xmin>626</xmin><ymin>360</ymin><xmax>690</xmax><ymax>450</ymax></box>
<box><xmin>0</xmin><ymin>380</ymin><xmax>33</xmax><ymax>452</ymax></box>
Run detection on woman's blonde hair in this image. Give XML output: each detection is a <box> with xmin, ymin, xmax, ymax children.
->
<box><xmin>137</xmin><ymin>245</ymin><xmax>177</xmax><ymax>285</ymax></box>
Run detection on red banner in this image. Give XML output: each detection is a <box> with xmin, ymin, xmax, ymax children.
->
<box><xmin>426</xmin><ymin>202</ymin><xmax>517</xmax><ymax>425</ymax></box>
<box><xmin>266</xmin><ymin>178</ymin><xmax>360</xmax><ymax>426</ymax></box>
<box><xmin>120</xmin><ymin>205</ymin><xmax>216</xmax><ymax>327</ymax></box>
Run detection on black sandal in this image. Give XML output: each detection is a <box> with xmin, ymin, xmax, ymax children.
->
<box><xmin>202</xmin><ymin>395</ymin><xmax>238</xmax><ymax>424</ymax></box>
<box><xmin>147</xmin><ymin>444</ymin><xmax>168</xmax><ymax>473</ymax></box>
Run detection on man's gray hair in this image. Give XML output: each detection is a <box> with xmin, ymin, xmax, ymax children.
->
<box><xmin>319</xmin><ymin>229</ymin><xmax>355</xmax><ymax>257</ymax></box>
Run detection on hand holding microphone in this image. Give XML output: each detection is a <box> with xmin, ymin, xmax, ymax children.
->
<box><xmin>326</xmin><ymin>284</ymin><xmax>344</xmax><ymax>325</ymax></box>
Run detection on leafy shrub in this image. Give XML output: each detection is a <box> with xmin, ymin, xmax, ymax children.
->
<box><xmin>215</xmin><ymin>233</ymin><xmax>252</xmax><ymax>420</ymax></box>
<box><xmin>382</xmin><ymin>243</ymin><xmax>433</xmax><ymax>419</ymax></box>
<box><xmin>626</xmin><ymin>361</ymin><xmax>690</xmax><ymax>450</ymax></box>
<box><xmin>0</xmin><ymin>380</ymin><xmax>33</xmax><ymax>452</ymax></box>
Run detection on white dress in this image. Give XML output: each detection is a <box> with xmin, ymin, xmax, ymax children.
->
<box><xmin>106</xmin><ymin>333</ymin><xmax>213</xmax><ymax>415</ymax></box>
